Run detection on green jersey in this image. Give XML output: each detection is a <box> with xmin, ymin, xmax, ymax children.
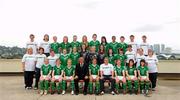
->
<box><xmin>127</xmin><ymin>67</ymin><xmax>136</xmax><ymax>75</ymax></box>
<box><xmin>53</xmin><ymin>65</ymin><xmax>64</xmax><ymax>75</ymax></box>
<box><xmin>41</xmin><ymin>64</ymin><xmax>52</xmax><ymax>75</ymax></box>
<box><xmin>118</xmin><ymin>42</ymin><xmax>128</xmax><ymax>53</ymax></box>
<box><xmin>138</xmin><ymin>66</ymin><xmax>148</xmax><ymax>76</ymax></box>
<box><xmin>64</xmin><ymin>66</ymin><xmax>75</xmax><ymax>76</ymax></box>
<box><xmin>107</xmin><ymin>55</ymin><xmax>115</xmax><ymax>65</ymax></box>
<box><xmin>60</xmin><ymin>42</ymin><xmax>71</xmax><ymax>53</ymax></box>
<box><xmin>71</xmin><ymin>41</ymin><xmax>81</xmax><ymax>48</ymax></box>
<box><xmin>115</xmin><ymin>54</ymin><xmax>127</xmax><ymax>66</ymax></box>
<box><xmin>59</xmin><ymin>54</ymin><xmax>69</xmax><ymax>66</ymax></box>
<box><xmin>89</xmin><ymin>40</ymin><xmax>100</xmax><ymax>52</ymax></box>
<box><xmin>114</xmin><ymin>66</ymin><xmax>125</xmax><ymax>76</ymax></box>
<box><xmin>50</xmin><ymin>42</ymin><xmax>60</xmax><ymax>54</ymax></box>
<box><xmin>89</xmin><ymin>64</ymin><xmax>100</xmax><ymax>75</ymax></box>
<box><xmin>70</xmin><ymin>52</ymin><xmax>80</xmax><ymax>65</ymax></box>
<box><xmin>108</xmin><ymin>42</ymin><xmax>119</xmax><ymax>54</ymax></box>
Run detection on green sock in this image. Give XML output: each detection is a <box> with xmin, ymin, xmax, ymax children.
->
<box><xmin>71</xmin><ymin>80</ymin><xmax>74</xmax><ymax>91</ymax></box>
<box><xmin>140</xmin><ymin>81</ymin><xmax>145</xmax><ymax>90</ymax></box>
<box><xmin>62</xmin><ymin>80</ymin><xmax>66</xmax><ymax>90</ymax></box>
<box><xmin>115</xmin><ymin>83</ymin><xmax>120</xmax><ymax>91</ymax></box>
<box><xmin>44</xmin><ymin>80</ymin><xmax>49</xmax><ymax>90</ymax></box>
<box><xmin>122</xmin><ymin>83</ymin><xmax>127</xmax><ymax>91</ymax></box>
<box><xmin>89</xmin><ymin>82</ymin><xmax>93</xmax><ymax>93</ymax></box>
<box><xmin>127</xmin><ymin>80</ymin><xmax>132</xmax><ymax>91</ymax></box>
<box><xmin>134</xmin><ymin>80</ymin><xmax>139</xmax><ymax>91</ymax></box>
<box><xmin>40</xmin><ymin>80</ymin><xmax>44</xmax><ymax>90</ymax></box>
<box><xmin>57</xmin><ymin>82</ymin><xmax>62</xmax><ymax>91</ymax></box>
<box><xmin>95</xmin><ymin>81</ymin><xmax>100</xmax><ymax>93</ymax></box>
<box><xmin>145</xmin><ymin>81</ymin><xmax>150</xmax><ymax>90</ymax></box>
<box><xmin>51</xmin><ymin>82</ymin><xmax>55</xmax><ymax>91</ymax></box>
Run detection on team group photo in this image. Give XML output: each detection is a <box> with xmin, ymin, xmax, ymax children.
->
<box><xmin>23</xmin><ymin>33</ymin><xmax>158</xmax><ymax>96</ymax></box>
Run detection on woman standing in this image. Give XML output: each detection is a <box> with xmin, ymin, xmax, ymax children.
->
<box><xmin>97</xmin><ymin>45</ymin><xmax>106</xmax><ymax>65</ymax></box>
<box><xmin>40</xmin><ymin>34</ymin><xmax>51</xmax><ymax>57</ymax></box>
<box><xmin>22</xmin><ymin>48</ymin><xmax>36</xmax><ymax>89</ymax></box>
<box><xmin>100</xmin><ymin>36</ymin><xmax>108</xmax><ymax>55</ymax></box>
<box><xmin>146</xmin><ymin>49</ymin><xmax>158</xmax><ymax>91</ymax></box>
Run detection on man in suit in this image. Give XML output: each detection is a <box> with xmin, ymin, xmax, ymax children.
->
<box><xmin>74</xmin><ymin>57</ymin><xmax>89</xmax><ymax>95</ymax></box>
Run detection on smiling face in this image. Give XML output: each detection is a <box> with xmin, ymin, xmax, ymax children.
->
<box><xmin>53</xmin><ymin>36</ymin><xmax>57</xmax><ymax>42</ymax></box>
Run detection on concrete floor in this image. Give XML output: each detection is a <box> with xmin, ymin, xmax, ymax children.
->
<box><xmin>0</xmin><ymin>76</ymin><xmax>180</xmax><ymax>100</ymax></box>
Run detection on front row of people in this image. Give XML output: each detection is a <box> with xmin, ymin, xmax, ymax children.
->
<box><xmin>39</xmin><ymin>57</ymin><xmax>151</xmax><ymax>96</ymax></box>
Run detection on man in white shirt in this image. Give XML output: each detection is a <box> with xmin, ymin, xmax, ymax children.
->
<box><xmin>128</xmin><ymin>35</ymin><xmax>138</xmax><ymax>53</ymax></box>
<box><xmin>100</xmin><ymin>57</ymin><xmax>115</xmax><ymax>95</ymax></box>
<box><xmin>136</xmin><ymin>48</ymin><xmax>146</xmax><ymax>67</ymax></box>
<box><xmin>139</xmin><ymin>35</ymin><xmax>150</xmax><ymax>56</ymax></box>
<box><xmin>125</xmin><ymin>45</ymin><xmax>136</xmax><ymax>65</ymax></box>
<box><xmin>26</xmin><ymin>34</ymin><xmax>38</xmax><ymax>54</ymax></box>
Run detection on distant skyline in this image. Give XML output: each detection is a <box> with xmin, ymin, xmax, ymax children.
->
<box><xmin>0</xmin><ymin>0</ymin><xmax>179</xmax><ymax>50</ymax></box>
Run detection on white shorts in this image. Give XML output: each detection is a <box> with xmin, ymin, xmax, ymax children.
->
<box><xmin>92</xmin><ymin>75</ymin><xmax>97</xmax><ymax>80</ymax></box>
<box><xmin>54</xmin><ymin>75</ymin><xmax>61</xmax><ymax>80</ymax></box>
<box><xmin>129</xmin><ymin>75</ymin><xmax>136</xmax><ymax>79</ymax></box>
<box><xmin>42</xmin><ymin>75</ymin><xmax>50</xmax><ymax>79</ymax></box>
<box><xmin>66</xmin><ymin>76</ymin><xmax>73</xmax><ymax>80</ymax></box>
<box><xmin>117</xmin><ymin>76</ymin><xmax>124</xmax><ymax>80</ymax></box>
<box><xmin>141</xmin><ymin>76</ymin><xmax>147</xmax><ymax>80</ymax></box>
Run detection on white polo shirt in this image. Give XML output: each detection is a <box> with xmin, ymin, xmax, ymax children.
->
<box><xmin>139</xmin><ymin>42</ymin><xmax>150</xmax><ymax>55</ymax></box>
<box><xmin>47</xmin><ymin>55</ymin><xmax>59</xmax><ymax>67</ymax></box>
<box><xmin>26</xmin><ymin>41</ymin><xmax>38</xmax><ymax>54</ymax></box>
<box><xmin>146</xmin><ymin>55</ymin><xmax>158</xmax><ymax>73</ymax></box>
<box><xmin>125</xmin><ymin>50</ymin><xmax>136</xmax><ymax>63</ymax></box>
<box><xmin>128</xmin><ymin>41</ymin><xmax>138</xmax><ymax>53</ymax></box>
<box><xmin>22</xmin><ymin>54</ymin><xmax>36</xmax><ymax>71</ymax></box>
<box><xmin>35</xmin><ymin>54</ymin><xmax>46</xmax><ymax>69</ymax></box>
<box><xmin>100</xmin><ymin>63</ymin><xmax>114</xmax><ymax>75</ymax></box>
<box><xmin>136</xmin><ymin>54</ymin><xmax>146</xmax><ymax>67</ymax></box>
<box><xmin>39</xmin><ymin>41</ymin><xmax>50</xmax><ymax>53</ymax></box>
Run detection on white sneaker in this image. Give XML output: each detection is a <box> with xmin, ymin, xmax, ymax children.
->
<box><xmin>40</xmin><ymin>90</ymin><xmax>44</xmax><ymax>95</ymax></box>
<box><xmin>44</xmin><ymin>90</ymin><xmax>48</xmax><ymax>95</ymax></box>
<box><xmin>101</xmin><ymin>91</ymin><xmax>104</xmax><ymax>95</ymax></box>
<box><xmin>111</xmin><ymin>91</ymin><xmax>115</xmax><ymax>95</ymax></box>
<box><xmin>71</xmin><ymin>91</ymin><xmax>74</xmax><ymax>95</ymax></box>
<box><xmin>145</xmin><ymin>90</ymin><xmax>149</xmax><ymax>94</ymax></box>
<box><xmin>142</xmin><ymin>90</ymin><xmax>144</xmax><ymax>94</ymax></box>
<box><xmin>62</xmin><ymin>90</ymin><xmax>66</xmax><ymax>95</ymax></box>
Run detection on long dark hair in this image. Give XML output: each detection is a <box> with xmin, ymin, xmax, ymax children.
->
<box><xmin>99</xmin><ymin>44</ymin><xmax>105</xmax><ymax>54</ymax></box>
<box><xmin>101</xmin><ymin>36</ymin><xmax>107</xmax><ymax>45</ymax></box>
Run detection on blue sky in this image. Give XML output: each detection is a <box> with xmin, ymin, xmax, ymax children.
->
<box><xmin>0</xmin><ymin>0</ymin><xmax>179</xmax><ymax>50</ymax></box>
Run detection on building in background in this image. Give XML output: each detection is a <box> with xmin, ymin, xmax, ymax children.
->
<box><xmin>153</xmin><ymin>44</ymin><xmax>161</xmax><ymax>54</ymax></box>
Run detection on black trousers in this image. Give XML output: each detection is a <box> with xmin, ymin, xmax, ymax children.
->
<box><xmin>24</xmin><ymin>71</ymin><xmax>35</xmax><ymax>88</ymax></box>
<box><xmin>100</xmin><ymin>75</ymin><xmax>115</xmax><ymax>92</ymax></box>
<box><xmin>149</xmin><ymin>72</ymin><xmax>158</xmax><ymax>88</ymax></box>
<box><xmin>44</xmin><ymin>53</ymin><xmax>50</xmax><ymax>57</ymax></box>
<box><xmin>74</xmin><ymin>78</ymin><xmax>89</xmax><ymax>92</ymax></box>
<box><xmin>34</xmin><ymin>68</ymin><xmax>41</xmax><ymax>88</ymax></box>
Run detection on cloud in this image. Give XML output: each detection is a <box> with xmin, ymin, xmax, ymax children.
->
<box><xmin>76</xmin><ymin>0</ymin><xmax>103</xmax><ymax>9</ymax></box>
<box><xmin>133</xmin><ymin>24</ymin><xmax>163</xmax><ymax>32</ymax></box>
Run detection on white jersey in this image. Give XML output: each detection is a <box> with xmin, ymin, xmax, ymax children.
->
<box><xmin>100</xmin><ymin>63</ymin><xmax>114</xmax><ymax>75</ymax></box>
<box><xmin>128</xmin><ymin>41</ymin><xmax>138</xmax><ymax>53</ymax></box>
<box><xmin>22</xmin><ymin>54</ymin><xmax>36</xmax><ymax>71</ymax></box>
<box><xmin>47</xmin><ymin>55</ymin><xmax>59</xmax><ymax>67</ymax></box>
<box><xmin>26</xmin><ymin>41</ymin><xmax>38</xmax><ymax>54</ymax></box>
<box><xmin>125</xmin><ymin>50</ymin><xmax>136</xmax><ymax>63</ymax></box>
<box><xmin>139</xmin><ymin>42</ymin><xmax>150</xmax><ymax>55</ymax></box>
<box><xmin>39</xmin><ymin>41</ymin><xmax>50</xmax><ymax>53</ymax></box>
<box><xmin>35</xmin><ymin>54</ymin><xmax>46</xmax><ymax>69</ymax></box>
<box><xmin>145</xmin><ymin>55</ymin><xmax>158</xmax><ymax>73</ymax></box>
<box><xmin>136</xmin><ymin>54</ymin><xmax>146</xmax><ymax>67</ymax></box>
